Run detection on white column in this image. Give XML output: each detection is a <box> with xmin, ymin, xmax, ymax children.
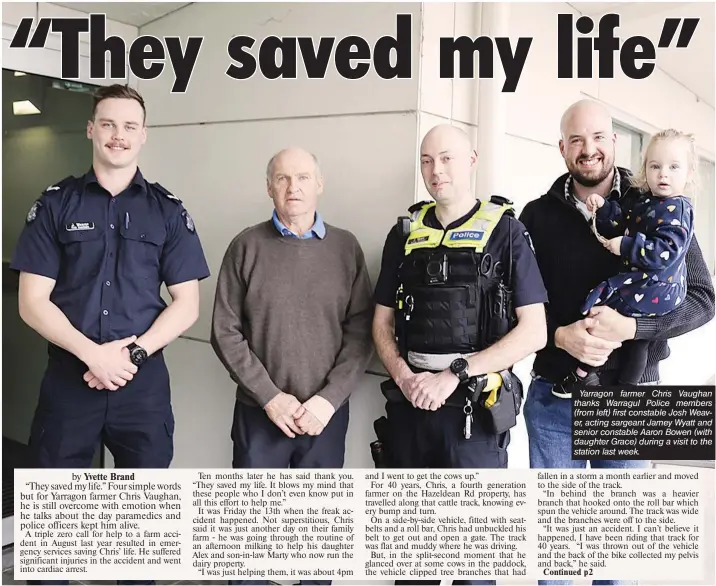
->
<box><xmin>476</xmin><ymin>2</ymin><xmax>510</xmax><ymax>199</ymax></box>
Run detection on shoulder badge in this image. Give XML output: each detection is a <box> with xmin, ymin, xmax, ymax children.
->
<box><xmin>182</xmin><ymin>209</ymin><xmax>195</xmax><ymax>233</ymax></box>
<box><xmin>42</xmin><ymin>175</ymin><xmax>75</xmax><ymax>195</ymax></box>
<box><xmin>489</xmin><ymin>195</ymin><xmax>515</xmax><ymax>218</ymax></box>
<box><xmin>26</xmin><ymin>199</ymin><xmax>43</xmax><ymax>223</ymax></box>
<box><xmin>153</xmin><ymin>182</ymin><xmax>182</xmax><ymax>204</ymax></box>
<box><xmin>408</xmin><ymin>200</ymin><xmax>433</xmax><ymax>213</ymax></box>
<box><xmin>489</xmin><ymin>195</ymin><xmax>513</xmax><ymax>206</ymax></box>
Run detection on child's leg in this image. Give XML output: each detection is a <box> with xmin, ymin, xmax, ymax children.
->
<box><xmin>580</xmin><ymin>282</ymin><xmax>609</xmax><ymax>316</ymax></box>
<box><xmin>604</xmin><ymin>296</ymin><xmax>650</xmax><ymax>385</ymax></box>
<box><xmin>616</xmin><ymin>340</ymin><xmax>650</xmax><ymax>385</ymax></box>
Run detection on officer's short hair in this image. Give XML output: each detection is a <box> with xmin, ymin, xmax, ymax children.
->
<box><xmin>92</xmin><ymin>84</ymin><xmax>146</xmax><ymax>124</ymax></box>
<box><xmin>266</xmin><ymin>150</ymin><xmax>321</xmax><ymax>182</ymax></box>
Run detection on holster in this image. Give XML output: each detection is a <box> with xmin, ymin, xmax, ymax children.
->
<box><xmin>380</xmin><ymin>378</ymin><xmax>404</xmax><ymax>403</ymax></box>
<box><xmin>370</xmin><ymin>415</ymin><xmax>393</xmax><ymax>468</ymax></box>
<box><xmin>477</xmin><ymin>369</ymin><xmax>524</xmax><ymax>434</ymax></box>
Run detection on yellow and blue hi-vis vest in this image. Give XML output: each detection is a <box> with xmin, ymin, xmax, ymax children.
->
<box><xmin>396</xmin><ymin>197</ymin><xmax>516</xmax><ymax>355</ymax></box>
<box><xmin>404</xmin><ymin>199</ymin><xmax>513</xmax><ymax>254</ymax></box>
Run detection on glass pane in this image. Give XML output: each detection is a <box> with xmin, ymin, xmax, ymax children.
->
<box><xmin>614</xmin><ymin>126</ymin><xmax>635</xmax><ymax>169</ymax></box>
<box><xmin>694</xmin><ymin>158</ymin><xmax>715</xmax><ymax>275</ymax></box>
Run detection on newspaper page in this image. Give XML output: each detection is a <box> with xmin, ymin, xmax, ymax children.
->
<box><xmin>2</xmin><ymin>1</ymin><xmax>715</xmax><ymax>586</ymax></box>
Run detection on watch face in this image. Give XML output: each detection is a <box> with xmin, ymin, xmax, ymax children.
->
<box><xmin>131</xmin><ymin>347</ymin><xmax>147</xmax><ymax>365</ymax></box>
<box><xmin>451</xmin><ymin>358</ymin><xmax>468</xmax><ymax>374</ymax></box>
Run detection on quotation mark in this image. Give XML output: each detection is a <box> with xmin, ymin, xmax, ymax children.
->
<box><xmin>9</xmin><ymin>17</ymin><xmax>52</xmax><ymax>48</ymax></box>
<box><xmin>658</xmin><ymin>18</ymin><xmax>699</xmax><ymax>48</ymax></box>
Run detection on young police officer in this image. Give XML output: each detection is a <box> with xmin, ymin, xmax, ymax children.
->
<box><xmin>372</xmin><ymin>124</ymin><xmax>548</xmax><ymax>586</ymax></box>
<box><xmin>11</xmin><ymin>85</ymin><xmax>209</xmax><ymax>586</ymax></box>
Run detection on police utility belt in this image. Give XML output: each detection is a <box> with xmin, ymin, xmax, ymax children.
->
<box><xmin>380</xmin><ymin>369</ymin><xmax>523</xmax><ymax>437</ymax></box>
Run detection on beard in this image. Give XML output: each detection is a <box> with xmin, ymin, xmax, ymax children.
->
<box><xmin>567</xmin><ymin>155</ymin><xmax>613</xmax><ymax>188</ymax></box>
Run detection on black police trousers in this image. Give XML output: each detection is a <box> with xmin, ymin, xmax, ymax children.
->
<box><xmin>385</xmin><ymin>401</ymin><xmax>504</xmax><ymax>586</ymax></box>
<box><xmin>29</xmin><ymin>352</ymin><xmax>175</xmax><ymax>468</ymax></box>
<box><xmin>26</xmin><ymin>354</ymin><xmax>172</xmax><ymax>585</ymax></box>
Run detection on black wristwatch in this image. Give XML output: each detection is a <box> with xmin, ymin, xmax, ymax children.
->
<box><xmin>127</xmin><ymin>342</ymin><xmax>148</xmax><ymax>367</ymax></box>
<box><xmin>450</xmin><ymin>357</ymin><xmax>469</xmax><ymax>383</ymax></box>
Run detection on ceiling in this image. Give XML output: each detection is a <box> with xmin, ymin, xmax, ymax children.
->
<box><xmin>568</xmin><ymin>2</ymin><xmax>714</xmax><ymax>107</ymax></box>
<box><xmin>52</xmin><ymin>2</ymin><xmax>191</xmax><ymax>26</ymax></box>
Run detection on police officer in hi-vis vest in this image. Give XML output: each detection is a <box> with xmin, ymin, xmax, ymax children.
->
<box><xmin>372</xmin><ymin>125</ymin><xmax>548</xmax><ymax>581</ymax></box>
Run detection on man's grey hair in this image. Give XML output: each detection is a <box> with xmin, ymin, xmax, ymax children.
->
<box><xmin>266</xmin><ymin>149</ymin><xmax>322</xmax><ymax>181</ymax></box>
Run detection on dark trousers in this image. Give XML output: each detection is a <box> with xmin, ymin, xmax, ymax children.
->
<box><xmin>231</xmin><ymin>400</ymin><xmax>349</xmax><ymax>469</ymax></box>
<box><xmin>386</xmin><ymin>401</ymin><xmax>504</xmax><ymax>586</ymax></box>
<box><xmin>579</xmin><ymin>291</ymin><xmax>651</xmax><ymax>385</ymax></box>
<box><xmin>28</xmin><ymin>353</ymin><xmax>174</xmax><ymax>468</ymax></box>
<box><xmin>579</xmin><ymin>339</ymin><xmax>650</xmax><ymax>385</ymax></box>
<box><xmin>228</xmin><ymin>400</ymin><xmax>349</xmax><ymax>586</ymax></box>
<box><xmin>26</xmin><ymin>354</ymin><xmax>171</xmax><ymax>586</ymax></box>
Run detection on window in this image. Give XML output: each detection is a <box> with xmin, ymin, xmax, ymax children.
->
<box><xmin>614</xmin><ymin>122</ymin><xmax>644</xmax><ymax>172</ymax></box>
<box><xmin>694</xmin><ymin>157</ymin><xmax>715</xmax><ymax>275</ymax></box>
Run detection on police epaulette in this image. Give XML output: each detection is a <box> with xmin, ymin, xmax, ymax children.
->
<box><xmin>489</xmin><ymin>195</ymin><xmax>513</xmax><ymax>206</ymax></box>
<box><xmin>152</xmin><ymin>182</ymin><xmax>182</xmax><ymax>204</ymax></box>
<box><xmin>43</xmin><ymin>176</ymin><xmax>75</xmax><ymax>195</ymax></box>
<box><xmin>408</xmin><ymin>200</ymin><xmax>433</xmax><ymax>213</ymax></box>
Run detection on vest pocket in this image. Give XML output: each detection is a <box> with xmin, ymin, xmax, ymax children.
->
<box><xmin>408</xmin><ymin>285</ymin><xmax>478</xmax><ymax>353</ymax></box>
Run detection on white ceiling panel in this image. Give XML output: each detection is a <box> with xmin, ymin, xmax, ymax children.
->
<box><xmin>51</xmin><ymin>2</ymin><xmax>191</xmax><ymax>27</ymax></box>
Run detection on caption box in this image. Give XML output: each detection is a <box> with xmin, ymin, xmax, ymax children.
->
<box><xmin>572</xmin><ymin>385</ymin><xmax>715</xmax><ymax>460</ymax></box>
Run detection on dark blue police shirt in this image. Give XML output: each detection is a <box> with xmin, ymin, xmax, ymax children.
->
<box><xmin>10</xmin><ymin>167</ymin><xmax>211</xmax><ymax>346</ymax></box>
<box><xmin>374</xmin><ymin>200</ymin><xmax>549</xmax><ymax>309</ymax></box>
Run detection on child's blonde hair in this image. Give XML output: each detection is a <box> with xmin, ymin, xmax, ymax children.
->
<box><xmin>630</xmin><ymin>128</ymin><xmax>698</xmax><ymax>193</ymax></box>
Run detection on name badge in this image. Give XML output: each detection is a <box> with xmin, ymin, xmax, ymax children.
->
<box><xmin>66</xmin><ymin>222</ymin><xmax>95</xmax><ymax>231</ymax></box>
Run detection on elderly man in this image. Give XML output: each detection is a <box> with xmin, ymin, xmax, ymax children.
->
<box><xmin>519</xmin><ymin>100</ymin><xmax>714</xmax><ymax>585</ymax></box>
<box><xmin>211</xmin><ymin>147</ymin><xmax>373</xmax><ymax>584</ymax></box>
<box><xmin>373</xmin><ymin>125</ymin><xmax>547</xmax><ymax>586</ymax></box>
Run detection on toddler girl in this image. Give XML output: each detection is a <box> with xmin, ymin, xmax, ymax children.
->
<box><xmin>574</xmin><ymin>128</ymin><xmax>696</xmax><ymax>386</ymax></box>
